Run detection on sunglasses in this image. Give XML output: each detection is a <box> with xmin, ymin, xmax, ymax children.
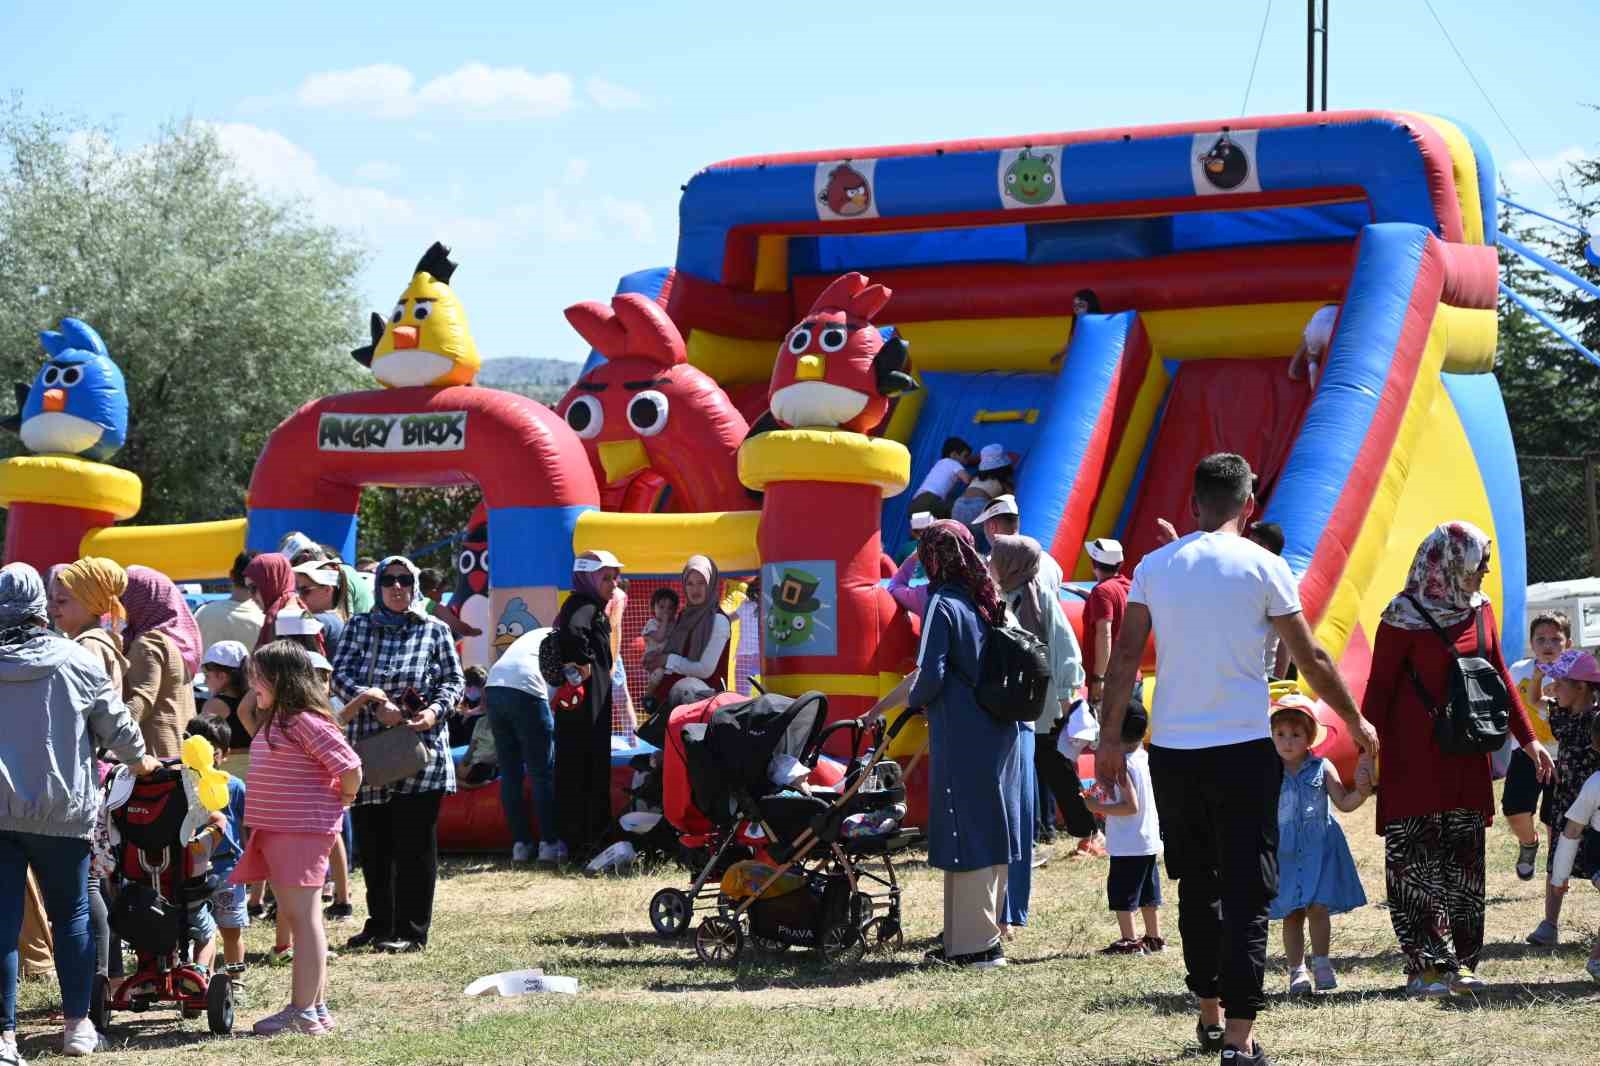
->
<box><xmin>295</xmin><ymin>583</ymin><xmax>319</xmax><ymax>596</ymax></box>
<box><xmin>379</xmin><ymin>573</ymin><xmax>416</xmax><ymax>589</ymax></box>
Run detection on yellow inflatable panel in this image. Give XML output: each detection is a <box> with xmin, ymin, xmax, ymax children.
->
<box><xmin>753</xmin><ymin>236</ymin><xmax>790</xmax><ymax>293</ymax></box>
<box><xmin>81</xmin><ymin>518</ymin><xmax>247</xmax><ymax>581</ymax></box>
<box><xmin>1436</xmin><ymin>304</ymin><xmax>1497</xmax><ymax>374</ymax></box>
<box><xmin>1143</xmin><ymin>302</ymin><xmax>1325</xmax><ymax>360</ymax></box>
<box><xmin>0</xmin><ymin>455</ymin><xmax>142</xmax><ymax>520</ymax></box>
<box><xmin>895</xmin><ymin>316</ymin><xmax>1072</xmax><ymax>371</ymax></box>
<box><xmin>685</xmin><ymin>330</ymin><xmax>776</xmax><ymax>385</ymax></box>
<box><xmin>573</xmin><ymin>510</ymin><xmax>762</xmax><ymax>575</ymax></box>
<box><xmin>739</xmin><ymin>429</ymin><xmax>910</xmax><ymax>496</ymax></box>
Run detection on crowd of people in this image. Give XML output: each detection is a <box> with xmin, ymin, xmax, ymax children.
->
<box><xmin>4</xmin><ymin>446</ymin><xmax>1600</xmax><ymax>1062</ymax></box>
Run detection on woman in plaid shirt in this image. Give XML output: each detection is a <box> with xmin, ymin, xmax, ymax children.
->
<box><xmin>330</xmin><ymin>555</ymin><xmax>464</xmax><ymax>954</ymax></box>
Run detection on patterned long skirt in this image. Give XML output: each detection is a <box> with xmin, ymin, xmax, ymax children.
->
<box><xmin>1383</xmin><ymin>809</ymin><xmax>1486</xmax><ymax>976</ymax></box>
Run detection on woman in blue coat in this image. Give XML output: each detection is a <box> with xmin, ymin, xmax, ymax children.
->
<box><xmin>909</xmin><ymin>520</ymin><xmax>1025</xmax><ymax>968</ymax></box>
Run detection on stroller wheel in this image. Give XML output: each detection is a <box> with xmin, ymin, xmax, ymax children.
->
<box><xmin>648</xmin><ymin>888</ymin><xmax>692</xmax><ymax>938</ymax></box>
<box><xmin>818</xmin><ymin>922</ymin><xmax>866</xmax><ymax>967</ymax></box>
<box><xmin>89</xmin><ymin>974</ymin><xmax>110</xmax><ymax>1033</ymax></box>
<box><xmin>694</xmin><ymin>916</ymin><xmax>744</xmax><ymax>965</ymax></box>
<box><xmin>207</xmin><ymin>973</ymin><xmax>234</xmax><ymax>1035</ymax></box>
<box><xmin>863</xmin><ymin>917</ymin><xmax>904</xmax><ymax>954</ymax></box>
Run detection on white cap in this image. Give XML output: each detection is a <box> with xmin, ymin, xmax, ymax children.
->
<box><xmin>910</xmin><ymin>512</ymin><xmax>934</xmax><ymax>532</ymax></box>
<box><xmin>306</xmin><ymin>650</ymin><xmax>333</xmax><ymax>673</ymax></box>
<box><xmin>974</xmin><ymin>494</ymin><xmax>1019</xmax><ymax>525</ymax></box>
<box><xmin>1085</xmin><ymin>538</ymin><xmax>1124</xmax><ymax>566</ymax></box>
<box><xmin>291</xmin><ymin>559</ymin><xmax>341</xmax><ymax>587</ymax></box>
<box><xmin>977</xmin><ymin>444</ymin><xmax>1008</xmax><ymax>472</ymax></box>
<box><xmin>574</xmin><ymin>550</ymin><xmax>625</xmax><ymax>573</ymax></box>
<box><xmin>278</xmin><ymin>531</ymin><xmax>318</xmax><ymax>560</ymax></box>
<box><xmin>201</xmin><ymin>640</ymin><xmax>248</xmax><ymax>670</ymax></box>
<box><xmin>274</xmin><ymin>609</ymin><xmax>324</xmax><ymax>637</ymax></box>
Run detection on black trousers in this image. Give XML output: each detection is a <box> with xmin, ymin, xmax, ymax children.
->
<box><xmin>1147</xmin><ymin>738</ymin><xmax>1282</xmax><ymax>1021</ymax></box>
<box><xmin>351</xmin><ymin>790</ymin><xmax>443</xmax><ymax>945</ymax></box>
<box><xmin>554</xmin><ymin>708</ymin><xmax>614</xmax><ymax>858</ymax></box>
<box><xmin>1037</xmin><ymin>724</ymin><xmax>1098</xmax><ymax>839</ymax></box>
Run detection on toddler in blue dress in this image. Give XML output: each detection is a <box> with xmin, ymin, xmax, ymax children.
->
<box><xmin>1269</xmin><ymin>694</ymin><xmax>1371</xmax><ymax>994</ymax></box>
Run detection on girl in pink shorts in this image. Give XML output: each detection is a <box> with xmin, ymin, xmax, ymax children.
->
<box><xmin>231</xmin><ymin>641</ymin><xmax>362</xmax><ymax>1037</ymax></box>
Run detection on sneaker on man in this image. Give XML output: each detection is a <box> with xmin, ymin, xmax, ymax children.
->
<box><xmin>1450</xmin><ymin>967</ymin><xmax>1486</xmax><ymax>994</ymax></box>
<box><xmin>252</xmin><ymin>1004</ymin><xmax>325</xmax><ymax>1037</ymax></box>
<box><xmin>1287</xmin><ymin>965</ymin><xmax>1313</xmax><ymax>995</ymax></box>
<box><xmin>324</xmin><ymin>902</ymin><xmax>353</xmax><ymax>921</ymax></box>
<box><xmin>1405</xmin><ymin>967</ymin><xmax>1451</xmax><ymax>999</ymax></box>
<box><xmin>1525</xmin><ymin>919</ymin><xmax>1558</xmax><ymax>947</ymax></box>
<box><xmin>1310</xmin><ymin>955</ymin><xmax>1337</xmax><ymax>992</ymax></box>
<box><xmin>512</xmin><ymin>842</ymin><xmax>535</xmax><ymax>864</ymax></box>
<box><xmin>1220</xmin><ymin>1042</ymin><xmax>1274</xmax><ymax>1065</ymax></box>
<box><xmin>1515</xmin><ymin>840</ymin><xmax>1540</xmax><ymax>881</ymax></box>
<box><xmin>61</xmin><ymin>1017</ymin><xmax>100</xmax><ymax>1057</ymax></box>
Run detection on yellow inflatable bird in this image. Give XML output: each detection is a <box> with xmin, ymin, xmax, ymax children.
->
<box><xmin>353</xmin><ymin>241</ymin><xmax>482</xmax><ymax>388</ymax></box>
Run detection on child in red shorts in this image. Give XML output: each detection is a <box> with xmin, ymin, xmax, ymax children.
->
<box><xmin>231</xmin><ymin>641</ymin><xmax>362</xmax><ymax>1036</ymax></box>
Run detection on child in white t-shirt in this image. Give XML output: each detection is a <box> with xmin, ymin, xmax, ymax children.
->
<box><xmin>1548</xmin><ymin>713</ymin><xmax>1600</xmax><ymax>983</ymax></box>
<box><xmin>1086</xmin><ymin>705</ymin><xmax>1163</xmax><ymax>955</ymax></box>
<box><xmin>1289</xmin><ymin>302</ymin><xmax>1339</xmax><ymax>387</ymax></box>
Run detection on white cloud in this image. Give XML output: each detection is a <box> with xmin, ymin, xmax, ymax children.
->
<box><xmin>1502</xmin><ymin>145</ymin><xmax>1585</xmax><ymax>199</ymax></box>
<box><xmin>209</xmin><ymin>123</ymin><xmax>655</xmax><ymax>250</ymax></box>
<box><xmin>295</xmin><ymin>64</ymin><xmax>416</xmax><ymax>119</ymax></box>
<box><xmin>585</xmin><ymin>77</ymin><xmax>645</xmax><ymax>110</ymax></box>
<box><xmin>563</xmin><ymin>158</ymin><xmax>590</xmax><ymax>185</ymax></box>
<box><xmin>353</xmin><ymin>160</ymin><xmax>404</xmax><ymax>184</ymax></box>
<box><xmin>293</xmin><ymin>63</ymin><xmax>575</xmax><ymax>120</ymax></box>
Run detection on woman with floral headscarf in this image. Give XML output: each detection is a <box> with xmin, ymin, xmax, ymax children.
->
<box><xmin>549</xmin><ymin>550</ymin><xmax>624</xmax><ymax>863</ymax></box>
<box><xmin>1363</xmin><ymin>521</ymin><xmax>1552</xmax><ymax>997</ymax></box>
<box><xmin>119</xmin><ymin>565</ymin><xmax>203</xmax><ymax>759</ymax></box>
<box><xmin>908</xmin><ymin>521</ymin><xmax>1025</xmax><ymax>969</ymax></box>
<box><xmin>330</xmin><ymin>555</ymin><xmax>464</xmax><ymax>954</ymax></box>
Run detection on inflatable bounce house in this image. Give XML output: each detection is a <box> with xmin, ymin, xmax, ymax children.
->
<box><xmin>0</xmin><ymin>109</ymin><xmax>1521</xmax><ymax>847</ymax></box>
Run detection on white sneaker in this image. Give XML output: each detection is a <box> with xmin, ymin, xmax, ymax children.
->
<box><xmin>512</xmin><ymin>842</ymin><xmax>535</xmax><ymax>863</ymax></box>
<box><xmin>1288</xmin><ymin>966</ymin><xmax>1313</xmax><ymax>995</ymax></box>
<box><xmin>537</xmin><ymin>842</ymin><xmax>567</xmax><ymax>867</ymax></box>
<box><xmin>1311</xmin><ymin>955</ymin><xmax>1338</xmax><ymax>991</ymax></box>
<box><xmin>1</xmin><ymin>1030</ymin><xmax>23</xmax><ymax>1066</ymax></box>
<box><xmin>61</xmin><ymin>1017</ymin><xmax>98</xmax><ymax>1057</ymax></box>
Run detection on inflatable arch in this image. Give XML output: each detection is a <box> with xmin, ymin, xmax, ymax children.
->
<box><xmin>246</xmin><ymin>385</ymin><xmax>598</xmax><ymax>629</ymax></box>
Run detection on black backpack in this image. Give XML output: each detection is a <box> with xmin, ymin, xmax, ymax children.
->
<box><xmin>1402</xmin><ymin>594</ymin><xmax>1511</xmax><ymax>756</ymax></box>
<box><xmin>975</xmin><ymin>616</ymin><xmax>1055</xmax><ymax>725</ymax></box>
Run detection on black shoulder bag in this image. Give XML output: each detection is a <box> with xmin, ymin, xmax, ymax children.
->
<box><xmin>1401</xmin><ymin>594</ymin><xmax>1511</xmax><ymax>756</ymax></box>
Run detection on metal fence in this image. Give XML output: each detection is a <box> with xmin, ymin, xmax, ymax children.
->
<box><xmin>1520</xmin><ymin>455</ymin><xmax>1600</xmax><ymax>585</ymax></box>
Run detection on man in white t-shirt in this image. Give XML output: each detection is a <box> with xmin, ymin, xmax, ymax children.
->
<box><xmin>484</xmin><ymin>627</ymin><xmax>561</xmax><ymax>866</ymax></box>
<box><xmin>1096</xmin><ymin>453</ymin><xmax>1378</xmax><ymax>1066</ymax></box>
<box><xmin>1288</xmin><ymin>303</ymin><xmax>1339</xmax><ymax>387</ymax></box>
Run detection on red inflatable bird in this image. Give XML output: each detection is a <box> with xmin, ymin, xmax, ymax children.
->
<box><xmin>768</xmin><ymin>272</ymin><xmax>916</xmax><ymax>433</ymax></box>
<box><xmin>557</xmin><ymin>294</ymin><xmax>752</xmax><ymax>513</ymax></box>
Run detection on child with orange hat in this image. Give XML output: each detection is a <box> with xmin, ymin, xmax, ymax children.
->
<box><xmin>1269</xmin><ymin>689</ymin><xmax>1371</xmax><ymax>995</ymax></box>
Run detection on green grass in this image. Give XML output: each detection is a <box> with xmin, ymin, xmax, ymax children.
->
<box><xmin>14</xmin><ymin>790</ymin><xmax>1600</xmax><ymax>1065</ymax></box>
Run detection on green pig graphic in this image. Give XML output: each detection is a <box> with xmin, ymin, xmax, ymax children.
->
<box><xmin>767</xmin><ymin>568</ymin><xmax>825</xmax><ymax>647</ymax></box>
<box><xmin>1003</xmin><ymin>149</ymin><xmax>1056</xmax><ymax>205</ymax></box>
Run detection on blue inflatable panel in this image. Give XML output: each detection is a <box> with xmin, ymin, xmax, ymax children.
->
<box><xmin>487</xmin><ymin>505</ymin><xmax>594</xmax><ymax>587</ymax></box>
<box><xmin>246</xmin><ymin>507</ymin><xmax>358</xmax><ymax>561</ymax></box>
<box><xmin>1443</xmin><ymin>371</ymin><xmax>1527</xmax><ymax>657</ymax></box>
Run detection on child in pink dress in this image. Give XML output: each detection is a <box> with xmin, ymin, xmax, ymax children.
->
<box><xmin>230</xmin><ymin>641</ymin><xmax>362</xmax><ymax>1037</ymax></box>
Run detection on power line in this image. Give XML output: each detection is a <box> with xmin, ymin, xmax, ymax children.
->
<box><xmin>1421</xmin><ymin>0</ymin><xmax>1562</xmax><ymax>200</ymax></box>
<box><xmin>1240</xmin><ymin>0</ymin><xmax>1274</xmax><ymax>116</ymax></box>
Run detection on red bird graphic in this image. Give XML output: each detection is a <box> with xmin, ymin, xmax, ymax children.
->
<box><xmin>557</xmin><ymin>294</ymin><xmax>752</xmax><ymax>513</ymax></box>
<box><xmin>767</xmin><ymin>272</ymin><xmax>917</xmax><ymax>433</ymax></box>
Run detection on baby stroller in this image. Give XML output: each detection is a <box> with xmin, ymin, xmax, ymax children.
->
<box><xmin>97</xmin><ymin>765</ymin><xmax>234</xmax><ymax>1035</ymax></box>
<box><xmin>676</xmin><ymin>679</ymin><xmax>924</xmax><ymax>966</ymax></box>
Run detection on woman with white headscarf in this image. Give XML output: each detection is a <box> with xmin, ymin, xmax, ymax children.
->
<box><xmin>330</xmin><ymin>555</ymin><xmax>464</xmax><ymax>955</ymax></box>
<box><xmin>644</xmin><ymin>555</ymin><xmax>731</xmax><ymax>707</ymax></box>
<box><xmin>0</xmin><ymin>563</ymin><xmax>158</xmax><ymax>1057</ymax></box>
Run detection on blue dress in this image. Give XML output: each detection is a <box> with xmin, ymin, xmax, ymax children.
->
<box><xmin>1269</xmin><ymin>757</ymin><xmax>1367</xmax><ymax>918</ymax></box>
<box><xmin>908</xmin><ymin>584</ymin><xmax>1025</xmax><ymax>872</ymax></box>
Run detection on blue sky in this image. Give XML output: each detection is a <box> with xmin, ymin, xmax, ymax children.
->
<box><xmin>8</xmin><ymin>0</ymin><xmax>1596</xmax><ymax>363</ymax></box>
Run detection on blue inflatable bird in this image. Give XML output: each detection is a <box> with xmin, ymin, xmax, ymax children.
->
<box><xmin>2</xmin><ymin>319</ymin><xmax>129</xmax><ymax>461</ymax></box>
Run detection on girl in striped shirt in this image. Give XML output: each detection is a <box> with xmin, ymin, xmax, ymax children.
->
<box><xmin>230</xmin><ymin>641</ymin><xmax>362</xmax><ymax>1037</ymax></box>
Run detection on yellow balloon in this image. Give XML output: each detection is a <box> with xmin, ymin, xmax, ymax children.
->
<box><xmin>181</xmin><ymin>734</ymin><xmax>231</xmax><ymax>813</ymax></box>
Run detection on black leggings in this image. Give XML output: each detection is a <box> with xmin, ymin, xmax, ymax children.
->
<box><xmin>89</xmin><ymin>878</ymin><xmax>120</xmax><ymax>979</ymax></box>
<box><xmin>1037</xmin><ymin>725</ymin><xmax>1098</xmax><ymax>839</ymax></box>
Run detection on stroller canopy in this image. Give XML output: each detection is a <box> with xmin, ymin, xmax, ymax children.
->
<box><xmin>686</xmin><ymin>691</ymin><xmax>829</xmax><ymax>824</ymax></box>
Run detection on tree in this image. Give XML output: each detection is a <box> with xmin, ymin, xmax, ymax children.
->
<box><xmin>357</xmin><ymin>485</ymin><xmax>481</xmax><ymax>571</ymax></box>
<box><xmin>0</xmin><ymin>101</ymin><xmax>366</xmax><ymax>531</ymax></box>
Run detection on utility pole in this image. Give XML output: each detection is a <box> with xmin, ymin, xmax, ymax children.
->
<box><xmin>1306</xmin><ymin>0</ymin><xmax>1329</xmax><ymax>112</ymax></box>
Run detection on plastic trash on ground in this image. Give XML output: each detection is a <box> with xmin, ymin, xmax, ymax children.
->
<box><xmin>463</xmin><ymin>969</ymin><xmax>579</xmax><ymax>997</ymax></box>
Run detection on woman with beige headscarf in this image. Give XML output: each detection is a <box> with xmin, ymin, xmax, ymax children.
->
<box><xmin>989</xmin><ymin>534</ymin><xmax>1085</xmax><ymax>936</ymax></box>
<box><xmin>50</xmin><ymin>557</ymin><xmax>130</xmax><ymax>695</ymax></box>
